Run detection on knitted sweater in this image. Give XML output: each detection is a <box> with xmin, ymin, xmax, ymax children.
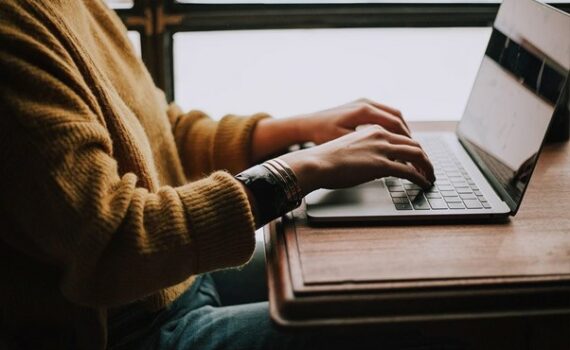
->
<box><xmin>0</xmin><ymin>0</ymin><xmax>267</xmax><ymax>348</ymax></box>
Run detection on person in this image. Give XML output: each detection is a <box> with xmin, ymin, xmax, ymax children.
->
<box><xmin>0</xmin><ymin>1</ymin><xmax>440</xmax><ymax>349</ymax></box>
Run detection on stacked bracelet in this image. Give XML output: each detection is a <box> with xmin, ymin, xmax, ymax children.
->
<box><xmin>235</xmin><ymin>159</ymin><xmax>303</xmax><ymax>226</ymax></box>
<box><xmin>262</xmin><ymin>159</ymin><xmax>303</xmax><ymax>207</ymax></box>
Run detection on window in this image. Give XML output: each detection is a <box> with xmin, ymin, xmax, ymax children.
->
<box><xmin>115</xmin><ymin>0</ymin><xmax>569</xmax><ymax>115</ymax></box>
<box><xmin>174</xmin><ymin>27</ymin><xmax>491</xmax><ymax>121</ymax></box>
<box><xmin>127</xmin><ymin>31</ymin><xmax>142</xmax><ymax>57</ymax></box>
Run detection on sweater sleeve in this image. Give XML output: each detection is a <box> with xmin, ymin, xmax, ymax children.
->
<box><xmin>167</xmin><ymin>104</ymin><xmax>270</xmax><ymax>180</ymax></box>
<box><xmin>0</xmin><ymin>4</ymin><xmax>256</xmax><ymax>307</ymax></box>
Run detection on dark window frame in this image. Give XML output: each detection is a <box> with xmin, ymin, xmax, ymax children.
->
<box><xmin>113</xmin><ymin>1</ymin><xmax>157</xmax><ymax>79</ymax></box>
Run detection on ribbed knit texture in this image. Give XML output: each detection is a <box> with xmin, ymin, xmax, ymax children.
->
<box><xmin>0</xmin><ymin>0</ymin><xmax>267</xmax><ymax>348</ymax></box>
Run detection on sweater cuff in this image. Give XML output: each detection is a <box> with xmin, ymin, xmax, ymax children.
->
<box><xmin>213</xmin><ymin>113</ymin><xmax>271</xmax><ymax>174</ymax></box>
<box><xmin>176</xmin><ymin>171</ymin><xmax>256</xmax><ymax>272</ymax></box>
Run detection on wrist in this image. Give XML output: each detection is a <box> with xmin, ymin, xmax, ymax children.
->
<box><xmin>266</xmin><ymin>115</ymin><xmax>315</xmax><ymax>145</ymax></box>
<box><xmin>235</xmin><ymin>160</ymin><xmax>303</xmax><ymax>227</ymax></box>
<box><xmin>252</xmin><ymin>117</ymin><xmax>310</xmax><ymax>162</ymax></box>
<box><xmin>287</xmin><ymin>114</ymin><xmax>316</xmax><ymax>144</ymax></box>
<box><xmin>279</xmin><ymin>149</ymin><xmax>322</xmax><ymax>196</ymax></box>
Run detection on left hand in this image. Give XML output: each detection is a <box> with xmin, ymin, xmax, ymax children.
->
<box><xmin>299</xmin><ymin>98</ymin><xmax>411</xmax><ymax>145</ymax></box>
<box><xmin>251</xmin><ymin>98</ymin><xmax>412</xmax><ymax>163</ymax></box>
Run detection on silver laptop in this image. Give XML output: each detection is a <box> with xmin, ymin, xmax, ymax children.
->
<box><xmin>306</xmin><ymin>0</ymin><xmax>570</xmax><ymax>223</ymax></box>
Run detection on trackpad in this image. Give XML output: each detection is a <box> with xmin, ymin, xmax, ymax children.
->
<box><xmin>305</xmin><ymin>180</ymin><xmax>392</xmax><ymax>214</ymax></box>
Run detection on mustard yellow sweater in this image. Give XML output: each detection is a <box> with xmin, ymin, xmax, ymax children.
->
<box><xmin>0</xmin><ymin>0</ymin><xmax>268</xmax><ymax>348</ymax></box>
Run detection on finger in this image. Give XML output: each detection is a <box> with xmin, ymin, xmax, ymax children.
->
<box><xmin>334</xmin><ymin>127</ymin><xmax>353</xmax><ymax>140</ymax></box>
<box><xmin>384</xmin><ymin>133</ymin><xmax>433</xmax><ymax>179</ymax></box>
<box><xmin>358</xmin><ymin>107</ymin><xmax>411</xmax><ymax>138</ymax></box>
<box><xmin>384</xmin><ymin>131</ymin><xmax>423</xmax><ymax>148</ymax></box>
<box><xmin>381</xmin><ymin>159</ymin><xmax>432</xmax><ymax>189</ymax></box>
<box><xmin>385</xmin><ymin>144</ymin><xmax>435</xmax><ymax>182</ymax></box>
<box><xmin>361</xmin><ymin>99</ymin><xmax>411</xmax><ymax>134</ymax></box>
<box><xmin>373</xmin><ymin>109</ymin><xmax>411</xmax><ymax>138</ymax></box>
<box><xmin>355</xmin><ymin>123</ymin><xmax>379</xmax><ymax>132</ymax></box>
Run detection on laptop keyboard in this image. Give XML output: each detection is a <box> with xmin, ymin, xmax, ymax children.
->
<box><xmin>384</xmin><ymin>138</ymin><xmax>491</xmax><ymax>211</ymax></box>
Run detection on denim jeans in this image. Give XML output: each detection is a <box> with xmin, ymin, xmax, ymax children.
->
<box><xmin>109</xmin><ymin>242</ymin><xmax>464</xmax><ymax>350</ymax></box>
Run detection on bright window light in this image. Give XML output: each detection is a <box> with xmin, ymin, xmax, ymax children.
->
<box><xmin>174</xmin><ymin>27</ymin><xmax>492</xmax><ymax>121</ymax></box>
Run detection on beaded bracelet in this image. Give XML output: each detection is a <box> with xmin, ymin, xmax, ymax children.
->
<box><xmin>235</xmin><ymin>159</ymin><xmax>303</xmax><ymax>226</ymax></box>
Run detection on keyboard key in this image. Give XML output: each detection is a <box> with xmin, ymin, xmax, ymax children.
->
<box><xmin>425</xmin><ymin>192</ymin><xmax>442</xmax><ymax>199</ymax></box>
<box><xmin>437</xmin><ymin>185</ymin><xmax>454</xmax><ymax>191</ymax></box>
<box><xmin>412</xmin><ymin>196</ymin><xmax>430</xmax><ymax>210</ymax></box>
<box><xmin>392</xmin><ymin>197</ymin><xmax>409</xmax><ymax>204</ymax></box>
<box><xmin>460</xmin><ymin>193</ymin><xmax>477</xmax><ymax>200</ymax></box>
<box><xmin>440</xmin><ymin>190</ymin><xmax>458</xmax><ymax>197</ymax></box>
<box><xmin>451</xmin><ymin>182</ymin><xmax>469</xmax><ymax>188</ymax></box>
<box><xmin>444</xmin><ymin>196</ymin><xmax>462</xmax><ymax>203</ymax></box>
<box><xmin>428</xmin><ymin>199</ymin><xmax>448</xmax><ymax>210</ymax></box>
<box><xmin>406</xmin><ymin>190</ymin><xmax>420</xmax><ymax>196</ymax></box>
<box><xmin>464</xmin><ymin>200</ymin><xmax>483</xmax><ymax>209</ymax></box>
<box><xmin>404</xmin><ymin>184</ymin><xmax>421</xmax><ymax>190</ymax></box>
<box><xmin>470</xmin><ymin>186</ymin><xmax>480</xmax><ymax>191</ymax></box>
<box><xmin>395</xmin><ymin>203</ymin><xmax>413</xmax><ymax>210</ymax></box>
<box><xmin>481</xmin><ymin>201</ymin><xmax>492</xmax><ymax>209</ymax></box>
<box><xmin>474</xmin><ymin>190</ymin><xmax>483</xmax><ymax>196</ymax></box>
<box><xmin>448</xmin><ymin>202</ymin><xmax>466</xmax><ymax>209</ymax></box>
<box><xmin>455</xmin><ymin>187</ymin><xmax>473</xmax><ymax>194</ymax></box>
<box><xmin>388</xmin><ymin>185</ymin><xmax>404</xmax><ymax>192</ymax></box>
<box><xmin>385</xmin><ymin>178</ymin><xmax>398</xmax><ymax>186</ymax></box>
<box><xmin>390</xmin><ymin>191</ymin><xmax>407</xmax><ymax>198</ymax></box>
<box><xmin>408</xmin><ymin>194</ymin><xmax>422</xmax><ymax>202</ymax></box>
<box><xmin>451</xmin><ymin>179</ymin><xmax>468</xmax><ymax>185</ymax></box>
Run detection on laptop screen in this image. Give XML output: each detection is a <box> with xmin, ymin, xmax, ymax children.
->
<box><xmin>457</xmin><ymin>0</ymin><xmax>569</xmax><ymax>213</ymax></box>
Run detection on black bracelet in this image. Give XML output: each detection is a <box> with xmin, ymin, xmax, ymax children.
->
<box><xmin>235</xmin><ymin>164</ymin><xmax>300</xmax><ymax>226</ymax></box>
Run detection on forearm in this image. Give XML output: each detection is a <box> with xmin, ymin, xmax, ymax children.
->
<box><xmin>171</xmin><ymin>110</ymin><xmax>271</xmax><ymax>177</ymax></box>
<box><xmin>3</xmin><ymin>126</ymin><xmax>257</xmax><ymax>307</ymax></box>
<box><xmin>251</xmin><ymin>116</ymin><xmax>311</xmax><ymax>163</ymax></box>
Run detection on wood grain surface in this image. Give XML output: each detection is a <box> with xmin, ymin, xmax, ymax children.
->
<box><xmin>289</xmin><ymin>122</ymin><xmax>570</xmax><ymax>291</ymax></box>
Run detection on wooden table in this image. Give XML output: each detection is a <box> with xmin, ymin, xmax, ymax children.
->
<box><xmin>264</xmin><ymin>121</ymin><xmax>570</xmax><ymax>347</ymax></box>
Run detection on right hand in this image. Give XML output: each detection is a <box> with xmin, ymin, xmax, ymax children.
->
<box><xmin>279</xmin><ymin>124</ymin><xmax>435</xmax><ymax>196</ymax></box>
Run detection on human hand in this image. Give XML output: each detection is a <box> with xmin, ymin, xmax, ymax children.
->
<box><xmin>298</xmin><ymin>98</ymin><xmax>411</xmax><ymax>145</ymax></box>
<box><xmin>279</xmin><ymin>124</ymin><xmax>435</xmax><ymax>196</ymax></box>
<box><xmin>251</xmin><ymin>98</ymin><xmax>412</xmax><ymax>163</ymax></box>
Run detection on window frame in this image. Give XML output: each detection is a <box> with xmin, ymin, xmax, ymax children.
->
<box><xmin>119</xmin><ymin>0</ymin><xmax>570</xmax><ymax>101</ymax></box>
<box><xmin>111</xmin><ymin>1</ymin><xmax>156</xmax><ymax>82</ymax></box>
<box><xmin>164</xmin><ymin>1</ymin><xmax>570</xmax><ymax>30</ymax></box>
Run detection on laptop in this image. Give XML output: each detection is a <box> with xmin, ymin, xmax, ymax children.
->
<box><xmin>306</xmin><ymin>0</ymin><xmax>570</xmax><ymax>223</ymax></box>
